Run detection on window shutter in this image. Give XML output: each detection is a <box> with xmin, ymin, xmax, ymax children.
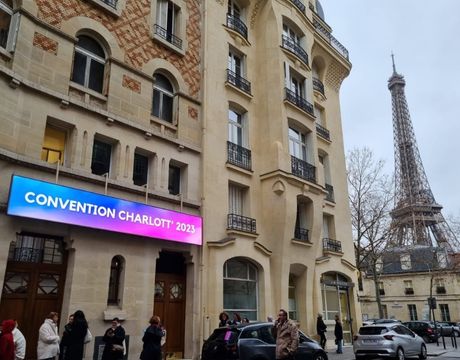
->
<box><xmin>6</xmin><ymin>12</ymin><xmax>20</xmax><ymax>53</ymax></box>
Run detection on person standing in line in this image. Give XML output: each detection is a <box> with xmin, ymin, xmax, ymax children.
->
<box><xmin>316</xmin><ymin>313</ymin><xmax>327</xmax><ymax>350</ymax></box>
<box><xmin>229</xmin><ymin>313</ymin><xmax>241</xmax><ymax>326</ymax></box>
<box><xmin>101</xmin><ymin>318</ymin><xmax>125</xmax><ymax>360</ymax></box>
<box><xmin>37</xmin><ymin>312</ymin><xmax>60</xmax><ymax>360</ymax></box>
<box><xmin>274</xmin><ymin>309</ymin><xmax>299</xmax><ymax>360</ymax></box>
<box><xmin>140</xmin><ymin>316</ymin><xmax>165</xmax><ymax>360</ymax></box>
<box><xmin>12</xmin><ymin>321</ymin><xmax>26</xmax><ymax>360</ymax></box>
<box><xmin>334</xmin><ymin>314</ymin><xmax>343</xmax><ymax>354</ymax></box>
<box><xmin>218</xmin><ymin>312</ymin><xmax>230</xmax><ymax>327</ymax></box>
<box><xmin>63</xmin><ymin>310</ymin><xmax>89</xmax><ymax>360</ymax></box>
<box><xmin>59</xmin><ymin>314</ymin><xmax>74</xmax><ymax>360</ymax></box>
<box><xmin>0</xmin><ymin>319</ymin><xmax>16</xmax><ymax>360</ymax></box>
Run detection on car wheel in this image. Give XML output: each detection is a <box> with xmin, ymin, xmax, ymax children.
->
<box><xmin>395</xmin><ymin>347</ymin><xmax>405</xmax><ymax>360</ymax></box>
<box><xmin>419</xmin><ymin>344</ymin><xmax>427</xmax><ymax>360</ymax></box>
<box><xmin>313</xmin><ymin>351</ymin><xmax>328</xmax><ymax>360</ymax></box>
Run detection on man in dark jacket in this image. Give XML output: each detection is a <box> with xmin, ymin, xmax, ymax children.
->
<box><xmin>316</xmin><ymin>313</ymin><xmax>327</xmax><ymax>349</ymax></box>
<box><xmin>334</xmin><ymin>314</ymin><xmax>343</xmax><ymax>354</ymax></box>
<box><xmin>140</xmin><ymin>316</ymin><xmax>165</xmax><ymax>360</ymax></box>
<box><xmin>102</xmin><ymin>318</ymin><xmax>125</xmax><ymax>360</ymax></box>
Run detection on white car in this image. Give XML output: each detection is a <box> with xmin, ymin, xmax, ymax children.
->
<box><xmin>354</xmin><ymin>323</ymin><xmax>426</xmax><ymax>360</ymax></box>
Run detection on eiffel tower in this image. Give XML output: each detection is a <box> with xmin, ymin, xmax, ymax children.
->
<box><xmin>388</xmin><ymin>55</ymin><xmax>458</xmax><ymax>252</ymax></box>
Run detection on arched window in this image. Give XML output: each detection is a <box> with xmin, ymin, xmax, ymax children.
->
<box><xmin>71</xmin><ymin>35</ymin><xmax>106</xmax><ymax>93</ymax></box>
<box><xmin>107</xmin><ymin>255</ymin><xmax>124</xmax><ymax>306</ymax></box>
<box><xmin>223</xmin><ymin>258</ymin><xmax>258</xmax><ymax>320</ymax></box>
<box><xmin>152</xmin><ymin>73</ymin><xmax>174</xmax><ymax>123</ymax></box>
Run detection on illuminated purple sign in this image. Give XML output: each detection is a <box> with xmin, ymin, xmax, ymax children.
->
<box><xmin>7</xmin><ymin>175</ymin><xmax>202</xmax><ymax>245</ymax></box>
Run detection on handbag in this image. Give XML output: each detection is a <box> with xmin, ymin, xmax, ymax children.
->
<box><xmin>84</xmin><ymin>329</ymin><xmax>92</xmax><ymax>344</ymax></box>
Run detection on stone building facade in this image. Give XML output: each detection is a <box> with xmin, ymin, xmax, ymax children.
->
<box><xmin>201</xmin><ymin>0</ymin><xmax>361</xmax><ymax>345</ymax></box>
<box><xmin>0</xmin><ymin>0</ymin><xmax>360</xmax><ymax>358</ymax></box>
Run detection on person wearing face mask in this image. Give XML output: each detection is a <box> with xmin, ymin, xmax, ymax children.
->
<box><xmin>101</xmin><ymin>318</ymin><xmax>125</xmax><ymax>360</ymax></box>
<box><xmin>37</xmin><ymin>312</ymin><xmax>60</xmax><ymax>360</ymax></box>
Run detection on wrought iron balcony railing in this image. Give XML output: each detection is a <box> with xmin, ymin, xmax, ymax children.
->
<box><xmin>325</xmin><ymin>183</ymin><xmax>334</xmax><ymax>202</ymax></box>
<box><xmin>323</xmin><ymin>237</ymin><xmax>342</xmax><ymax>252</ymax></box>
<box><xmin>226</xmin><ymin>13</ymin><xmax>248</xmax><ymax>39</ymax></box>
<box><xmin>405</xmin><ymin>288</ymin><xmax>414</xmax><ymax>295</ymax></box>
<box><xmin>291</xmin><ymin>156</ymin><xmax>316</xmax><ymax>183</ymax></box>
<box><xmin>316</xmin><ymin>123</ymin><xmax>330</xmax><ymax>141</ymax></box>
<box><xmin>282</xmin><ymin>35</ymin><xmax>309</xmax><ymax>65</ymax></box>
<box><xmin>294</xmin><ymin>227</ymin><xmax>309</xmax><ymax>242</ymax></box>
<box><xmin>290</xmin><ymin>0</ymin><xmax>306</xmax><ymax>13</ymax></box>
<box><xmin>102</xmin><ymin>0</ymin><xmax>117</xmax><ymax>8</ymax></box>
<box><xmin>313</xmin><ymin>77</ymin><xmax>325</xmax><ymax>95</ymax></box>
<box><xmin>154</xmin><ymin>24</ymin><xmax>183</xmax><ymax>49</ymax></box>
<box><xmin>313</xmin><ymin>18</ymin><xmax>349</xmax><ymax>60</ymax></box>
<box><xmin>227</xmin><ymin>141</ymin><xmax>252</xmax><ymax>170</ymax></box>
<box><xmin>436</xmin><ymin>286</ymin><xmax>446</xmax><ymax>294</ymax></box>
<box><xmin>228</xmin><ymin>213</ymin><xmax>257</xmax><ymax>234</ymax></box>
<box><xmin>227</xmin><ymin>69</ymin><xmax>251</xmax><ymax>94</ymax></box>
<box><xmin>285</xmin><ymin>88</ymin><xmax>314</xmax><ymax>116</ymax></box>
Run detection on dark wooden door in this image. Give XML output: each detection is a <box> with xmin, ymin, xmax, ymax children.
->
<box><xmin>154</xmin><ymin>273</ymin><xmax>186</xmax><ymax>357</ymax></box>
<box><xmin>0</xmin><ymin>234</ymin><xmax>67</xmax><ymax>360</ymax></box>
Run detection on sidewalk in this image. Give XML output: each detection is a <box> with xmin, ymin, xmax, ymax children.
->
<box><xmin>426</xmin><ymin>341</ymin><xmax>460</xmax><ymax>357</ymax></box>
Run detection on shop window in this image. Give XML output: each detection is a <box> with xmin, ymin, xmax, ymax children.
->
<box><xmin>41</xmin><ymin>125</ymin><xmax>66</xmax><ymax>165</ymax></box>
<box><xmin>71</xmin><ymin>35</ymin><xmax>106</xmax><ymax>93</ymax></box>
<box><xmin>91</xmin><ymin>139</ymin><xmax>112</xmax><ymax>176</ymax></box>
<box><xmin>152</xmin><ymin>73</ymin><xmax>174</xmax><ymax>123</ymax></box>
<box><xmin>168</xmin><ymin>163</ymin><xmax>181</xmax><ymax>195</ymax></box>
<box><xmin>133</xmin><ymin>152</ymin><xmax>149</xmax><ymax>186</ymax></box>
<box><xmin>223</xmin><ymin>258</ymin><xmax>258</xmax><ymax>320</ymax></box>
<box><xmin>107</xmin><ymin>255</ymin><xmax>124</xmax><ymax>306</ymax></box>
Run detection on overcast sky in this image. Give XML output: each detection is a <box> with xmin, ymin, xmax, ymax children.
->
<box><xmin>321</xmin><ymin>1</ymin><xmax>460</xmax><ymax>217</ymax></box>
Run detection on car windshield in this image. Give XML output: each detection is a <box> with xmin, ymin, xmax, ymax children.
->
<box><xmin>207</xmin><ymin>328</ymin><xmax>240</xmax><ymax>344</ymax></box>
<box><xmin>359</xmin><ymin>327</ymin><xmax>389</xmax><ymax>335</ymax></box>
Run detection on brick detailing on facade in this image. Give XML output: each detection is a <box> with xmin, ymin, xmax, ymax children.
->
<box><xmin>36</xmin><ymin>0</ymin><xmax>201</xmax><ymax>97</ymax></box>
<box><xmin>188</xmin><ymin>106</ymin><xmax>198</xmax><ymax>120</ymax></box>
<box><xmin>32</xmin><ymin>32</ymin><xmax>58</xmax><ymax>55</ymax></box>
<box><xmin>122</xmin><ymin>75</ymin><xmax>141</xmax><ymax>93</ymax></box>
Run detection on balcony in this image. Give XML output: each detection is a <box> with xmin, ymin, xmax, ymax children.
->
<box><xmin>405</xmin><ymin>288</ymin><xmax>414</xmax><ymax>295</ymax></box>
<box><xmin>316</xmin><ymin>123</ymin><xmax>330</xmax><ymax>141</ymax></box>
<box><xmin>313</xmin><ymin>18</ymin><xmax>349</xmax><ymax>60</ymax></box>
<box><xmin>284</xmin><ymin>88</ymin><xmax>314</xmax><ymax>116</ymax></box>
<box><xmin>226</xmin><ymin>13</ymin><xmax>248</xmax><ymax>40</ymax></box>
<box><xmin>290</xmin><ymin>0</ymin><xmax>305</xmax><ymax>13</ymax></box>
<box><xmin>294</xmin><ymin>227</ymin><xmax>309</xmax><ymax>242</ymax></box>
<box><xmin>102</xmin><ymin>0</ymin><xmax>117</xmax><ymax>8</ymax></box>
<box><xmin>228</xmin><ymin>214</ymin><xmax>257</xmax><ymax>234</ymax></box>
<box><xmin>325</xmin><ymin>183</ymin><xmax>334</xmax><ymax>202</ymax></box>
<box><xmin>282</xmin><ymin>35</ymin><xmax>309</xmax><ymax>66</ymax></box>
<box><xmin>291</xmin><ymin>156</ymin><xmax>316</xmax><ymax>183</ymax></box>
<box><xmin>154</xmin><ymin>24</ymin><xmax>183</xmax><ymax>49</ymax></box>
<box><xmin>227</xmin><ymin>141</ymin><xmax>252</xmax><ymax>171</ymax></box>
<box><xmin>323</xmin><ymin>237</ymin><xmax>342</xmax><ymax>253</ymax></box>
<box><xmin>436</xmin><ymin>286</ymin><xmax>446</xmax><ymax>294</ymax></box>
<box><xmin>313</xmin><ymin>77</ymin><xmax>325</xmax><ymax>95</ymax></box>
<box><xmin>227</xmin><ymin>69</ymin><xmax>251</xmax><ymax>94</ymax></box>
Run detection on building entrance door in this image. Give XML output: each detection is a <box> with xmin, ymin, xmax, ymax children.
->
<box><xmin>339</xmin><ymin>290</ymin><xmax>351</xmax><ymax>344</ymax></box>
<box><xmin>0</xmin><ymin>233</ymin><xmax>67</xmax><ymax>360</ymax></box>
<box><xmin>154</xmin><ymin>252</ymin><xmax>186</xmax><ymax>358</ymax></box>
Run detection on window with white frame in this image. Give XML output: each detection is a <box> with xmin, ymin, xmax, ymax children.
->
<box><xmin>439</xmin><ymin>304</ymin><xmax>450</xmax><ymax>321</ymax></box>
<box><xmin>284</xmin><ymin>64</ymin><xmax>305</xmax><ymax>98</ymax></box>
<box><xmin>314</xmin><ymin>106</ymin><xmax>325</xmax><ymax>126</ymax></box>
<box><xmin>228</xmin><ymin>48</ymin><xmax>243</xmax><ymax>77</ymax></box>
<box><xmin>71</xmin><ymin>35</ymin><xmax>106</xmax><ymax>93</ymax></box>
<box><xmin>228</xmin><ymin>0</ymin><xmax>241</xmax><ymax>18</ymax></box>
<box><xmin>152</xmin><ymin>73</ymin><xmax>174</xmax><ymax>123</ymax></box>
<box><xmin>400</xmin><ymin>254</ymin><xmax>411</xmax><ymax>270</ymax></box>
<box><xmin>319</xmin><ymin>153</ymin><xmax>331</xmax><ymax>184</ymax></box>
<box><xmin>223</xmin><ymin>258</ymin><xmax>258</xmax><ymax>320</ymax></box>
<box><xmin>283</xmin><ymin>24</ymin><xmax>300</xmax><ymax>44</ymax></box>
<box><xmin>156</xmin><ymin>0</ymin><xmax>181</xmax><ymax>47</ymax></box>
<box><xmin>288</xmin><ymin>274</ymin><xmax>297</xmax><ymax>320</ymax></box>
<box><xmin>228</xmin><ymin>109</ymin><xmax>246</xmax><ymax>146</ymax></box>
<box><xmin>228</xmin><ymin>183</ymin><xmax>244</xmax><ymax>216</ymax></box>
<box><xmin>288</xmin><ymin>127</ymin><xmax>307</xmax><ymax>161</ymax></box>
<box><xmin>0</xmin><ymin>0</ymin><xmax>13</xmax><ymax>49</ymax></box>
<box><xmin>408</xmin><ymin>304</ymin><xmax>417</xmax><ymax>321</ymax></box>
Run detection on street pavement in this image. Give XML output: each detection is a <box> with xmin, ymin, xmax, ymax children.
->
<box><xmin>325</xmin><ymin>342</ymin><xmax>460</xmax><ymax>360</ymax></box>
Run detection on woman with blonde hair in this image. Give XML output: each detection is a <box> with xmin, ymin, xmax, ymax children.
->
<box><xmin>140</xmin><ymin>316</ymin><xmax>165</xmax><ymax>360</ymax></box>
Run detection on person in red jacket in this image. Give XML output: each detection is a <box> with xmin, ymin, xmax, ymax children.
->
<box><xmin>0</xmin><ymin>319</ymin><xmax>16</xmax><ymax>360</ymax></box>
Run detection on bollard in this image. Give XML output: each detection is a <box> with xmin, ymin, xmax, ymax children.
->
<box><xmin>442</xmin><ymin>332</ymin><xmax>446</xmax><ymax>349</ymax></box>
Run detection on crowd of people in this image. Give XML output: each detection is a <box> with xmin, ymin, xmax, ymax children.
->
<box><xmin>0</xmin><ymin>312</ymin><xmax>166</xmax><ymax>360</ymax></box>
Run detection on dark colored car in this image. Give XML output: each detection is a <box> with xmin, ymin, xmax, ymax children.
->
<box><xmin>403</xmin><ymin>321</ymin><xmax>440</xmax><ymax>343</ymax></box>
<box><xmin>201</xmin><ymin>322</ymin><xmax>327</xmax><ymax>360</ymax></box>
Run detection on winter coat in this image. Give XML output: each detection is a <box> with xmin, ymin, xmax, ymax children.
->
<box><xmin>0</xmin><ymin>320</ymin><xmax>16</xmax><ymax>360</ymax></box>
<box><xmin>140</xmin><ymin>325</ymin><xmax>164</xmax><ymax>360</ymax></box>
<box><xmin>62</xmin><ymin>322</ymin><xmax>88</xmax><ymax>360</ymax></box>
<box><xmin>37</xmin><ymin>319</ymin><xmax>60</xmax><ymax>360</ymax></box>
<box><xmin>275</xmin><ymin>319</ymin><xmax>299</xmax><ymax>359</ymax></box>
<box><xmin>334</xmin><ymin>320</ymin><xmax>343</xmax><ymax>341</ymax></box>
<box><xmin>101</xmin><ymin>325</ymin><xmax>125</xmax><ymax>360</ymax></box>
<box><xmin>12</xmin><ymin>327</ymin><xmax>26</xmax><ymax>360</ymax></box>
<box><xmin>316</xmin><ymin>318</ymin><xmax>327</xmax><ymax>335</ymax></box>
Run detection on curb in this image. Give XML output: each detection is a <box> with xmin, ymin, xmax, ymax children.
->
<box><xmin>427</xmin><ymin>352</ymin><xmax>447</xmax><ymax>357</ymax></box>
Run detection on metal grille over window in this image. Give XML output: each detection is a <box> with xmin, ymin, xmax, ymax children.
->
<box><xmin>9</xmin><ymin>233</ymin><xmax>64</xmax><ymax>264</ymax></box>
<box><xmin>37</xmin><ymin>274</ymin><xmax>60</xmax><ymax>295</ymax></box>
<box><xmin>3</xmin><ymin>272</ymin><xmax>29</xmax><ymax>294</ymax></box>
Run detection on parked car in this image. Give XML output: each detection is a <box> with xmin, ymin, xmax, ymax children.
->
<box><xmin>201</xmin><ymin>322</ymin><xmax>327</xmax><ymax>360</ymax></box>
<box><xmin>446</xmin><ymin>322</ymin><xmax>460</xmax><ymax>336</ymax></box>
<box><xmin>354</xmin><ymin>324</ymin><xmax>426</xmax><ymax>360</ymax></box>
<box><xmin>373</xmin><ymin>319</ymin><xmax>402</xmax><ymax>324</ymax></box>
<box><xmin>362</xmin><ymin>318</ymin><xmax>379</xmax><ymax>326</ymax></box>
<box><xmin>435</xmin><ymin>322</ymin><xmax>460</xmax><ymax>337</ymax></box>
<box><xmin>403</xmin><ymin>321</ymin><xmax>439</xmax><ymax>343</ymax></box>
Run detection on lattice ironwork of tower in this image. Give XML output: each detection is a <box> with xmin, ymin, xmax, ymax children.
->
<box><xmin>388</xmin><ymin>56</ymin><xmax>458</xmax><ymax>252</ymax></box>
